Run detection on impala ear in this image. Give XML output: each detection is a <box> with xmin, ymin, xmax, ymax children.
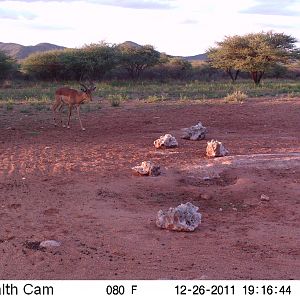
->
<box><xmin>92</xmin><ymin>86</ymin><xmax>96</xmax><ymax>91</ymax></box>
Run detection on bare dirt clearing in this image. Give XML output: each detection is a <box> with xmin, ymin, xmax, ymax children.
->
<box><xmin>0</xmin><ymin>98</ymin><xmax>299</xmax><ymax>279</ymax></box>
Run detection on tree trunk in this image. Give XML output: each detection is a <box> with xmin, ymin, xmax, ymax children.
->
<box><xmin>226</xmin><ymin>68</ymin><xmax>235</xmax><ymax>82</ymax></box>
<box><xmin>251</xmin><ymin>71</ymin><xmax>265</xmax><ymax>85</ymax></box>
<box><xmin>226</xmin><ymin>68</ymin><xmax>240</xmax><ymax>83</ymax></box>
<box><xmin>234</xmin><ymin>70</ymin><xmax>240</xmax><ymax>81</ymax></box>
<box><xmin>257</xmin><ymin>71</ymin><xmax>264</xmax><ymax>84</ymax></box>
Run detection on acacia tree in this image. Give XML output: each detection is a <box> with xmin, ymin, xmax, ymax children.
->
<box><xmin>0</xmin><ymin>50</ymin><xmax>16</xmax><ymax>80</ymax></box>
<box><xmin>208</xmin><ymin>32</ymin><xmax>299</xmax><ymax>84</ymax></box>
<box><xmin>118</xmin><ymin>44</ymin><xmax>161</xmax><ymax>78</ymax></box>
<box><xmin>207</xmin><ymin>35</ymin><xmax>244</xmax><ymax>82</ymax></box>
<box><xmin>77</xmin><ymin>42</ymin><xmax>119</xmax><ymax>80</ymax></box>
<box><xmin>22</xmin><ymin>42</ymin><xmax>119</xmax><ymax>80</ymax></box>
<box><xmin>22</xmin><ymin>50</ymin><xmax>64</xmax><ymax>80</ymax></box>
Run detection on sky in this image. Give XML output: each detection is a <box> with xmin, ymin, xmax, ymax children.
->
<box><xmin>0</xmin><ymin>0</ymin><xmax>300</xmax><ymax>56</ymax></box>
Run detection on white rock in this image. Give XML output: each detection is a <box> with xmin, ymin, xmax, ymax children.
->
<box><xmin>39</xmin><ymin>240</ymin><xmax>61</xmax><ymax>248</ymax></box>
<box><xmin>260</xmin><ymin>194</ymin><xmax>270</xmax><ymax>201</ymax></box>
<box><xmin>181</xmin><ymin>122</ymin><xmax>207</xmax><ymax>141</ymax></box>
<box><xmin>206</xmin><ymin>139</ymin><xmax>229</xmax><ymax>158</ymax></box>
<box><xmin>156</xmin><ymin>202</ymin><xmax>202</xmax><ymax>232</ymax></box>
<box><xmin>154</xmin><ymin>134</ymin><xmax>178</xmax><ymax>149</ymax></box>
<box><xmin>132</xmin><ymin>161</ymin><xmax>161</xmax><ymax>176</ymax></box>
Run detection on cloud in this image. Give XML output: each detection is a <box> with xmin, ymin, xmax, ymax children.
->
<box><xmin>0</xmin><ymin>0</ymin><xmax>176</xmax><ymax>10</ymax></box>
<box><xmin>29</xmin><ymin>23</ymin><xmax>73</xmax><ymax>30</ymax></box>
<box><xmin>96</xmin><ymin>0</ymin><xmax>175</xmax><ymax>9</ymax></box>
<box><xmin>181</xmin><ymin>19</ymin><xmax>198</xmax><ymax>25</ymax></box>
<box><xmin>240</xmin><ymin>0</ymin><xmax>300</xmax><ymax>16</ymax></box>
<box><xmin>0</xmin><ymin>7</ymin><xmax>36</xmax><ymax>20</ymax></box>
<box><xmin>258</xmin><ymin>22</ymin><xmax>296</xmax><ymax>30</ymax></box>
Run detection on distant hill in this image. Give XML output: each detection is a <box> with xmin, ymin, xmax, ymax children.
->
<box><xmin>118</xmin><ymin>41</ymin><xmax>142</xmax><ymax>49</ymax></box>
<box><xmin>183</xmin><ymin>53</ymin><xmax>207</xmax><ymax>62</ymax></box>
<box><xmin>0</xmin><ymin>40</ymin><xmax>207</xmax><ymax>62</ymax></box>
<box><xmin>118</xmin><ymin>41</ymin><xmax>207</xmax><ymax>62</ymax></box>
<box><xmin>0</xmin><ymin>42</ymin><xmax>65</xmax><ymax>60</ymax></box>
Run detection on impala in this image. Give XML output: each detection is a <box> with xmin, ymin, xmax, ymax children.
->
<box><xmin>52</xmin><ymin>83</ymin><xmax>96</xmax><ymax>131</ymax></box>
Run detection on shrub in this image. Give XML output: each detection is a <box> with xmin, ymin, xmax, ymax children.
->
<box><xmin>0</xmin><ymin>51</ymin><xmax>17</xmax><ymax>81</ymax></box>
<box><xmin>108</xmin><ymin>94</ymin><xmax>123</xmax><ymax>107</ymax></box>
<box><xmin>224</xmin><ymin>90</ymin><xmax>247</xmax><ymax>102</ymax></box>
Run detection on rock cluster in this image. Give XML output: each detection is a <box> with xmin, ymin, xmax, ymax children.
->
<box><xmin>181</xmin><ymin>122</ymin><xmax>207</xmax><ymax>141</ymax></box>
<box><xmin>156</xmin><ymin>202</ymin><xmax>202</xmax><ymax>232</ymax></box>
<box><xmin>132</xmin><ymin>161</ymin><xmax>161</xmax><ymax>176</ymax></box>
<box><xmin>206</xmin><ymin>139</ymin><xmax>229</xmax><ymax>158</ymax></box>
<box><xmin>154</xmin><ymin>134</ymin><xmax>178</xmax><ymax>149</ymax></box>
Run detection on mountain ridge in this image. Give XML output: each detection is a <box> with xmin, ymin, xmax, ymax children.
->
<box><xmin>0</xmin><ymin>42</ymin><xmax>65</xmax><ymax>60</ymax></box>
<box><xmin>0</xmin><ymin>41</ymin><xmax>207</xmax><ymax>61</ymax></box>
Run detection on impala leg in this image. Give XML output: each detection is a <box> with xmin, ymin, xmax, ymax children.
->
<box><xmin>58</xmin><ymin>103</ymin><xmax>65</xmax><ymax>127</ymax></box>
<box><xmin>76</xmin><ymin>105</ymin><xmax>85</xmax><ymax>131</ymax></box>
<box><xmin>67</xmin><ymin>105</ymin><xmax>72</xmax><ymax>129</ymax></box>
<box><xmin>52</xmin><ymin>98</ymin><xmax>61</xmax><ymax>127</ymax></box>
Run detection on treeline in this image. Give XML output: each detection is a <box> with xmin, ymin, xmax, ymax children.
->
<box><xmin>0</xmin><ymin>42</ymin><xmax>196</xmax><ymax>81</ymax></box>
<box><xmin>0</xmin><ymin>32</ymin><xmax>300</xmax><ymax>84</ymax></box>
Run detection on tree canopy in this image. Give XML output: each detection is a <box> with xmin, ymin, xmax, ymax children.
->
<box><xmin>22</xmin><ymin>42</ymin><xmax>118</xmax><ymax>80</ymax></box>
<box><xmin>207</xmin><ymin>32</ymin><xmax>299</xmax><ymax>84</ymax></box>
<box><xmin>118</xmin><ymin>44</ymin><xmax>161</xmax><ymax>78</ymax></box>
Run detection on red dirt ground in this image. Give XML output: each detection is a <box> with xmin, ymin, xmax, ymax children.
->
<box><xmin>0</xmin><ymin>98</ymin><xmax>299</xmax><ymax>280</ymax></box>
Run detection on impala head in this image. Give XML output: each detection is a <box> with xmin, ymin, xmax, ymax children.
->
<box><xmin>80</xmin><ymin>82</ymin><xmax>96</xmax><ymax>102</ymax></box>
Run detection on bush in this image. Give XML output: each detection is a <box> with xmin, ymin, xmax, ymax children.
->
<box><xmin>0</xmin><ymin>51</ymin><xmax>17</xmax><ymax>81</ymax></box>
<box><xmin>22</xmin><ymin>42</ymin><xmax>119</xmax><ymax>80</ymax></box>
<box><xmin>118</xmin><ymin>44</ymin><xmax>161</xmax><ymax>78</ymax></box>
<box><xmin>224</xmin><ymin>90</ymin><xmax>247</xmax><ymax>102</ymax></box>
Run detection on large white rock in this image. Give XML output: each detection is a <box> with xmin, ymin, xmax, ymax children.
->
<box><xmin>132</xmin><ymin>161</ymin><xmax>161</xmax><ymax>176</ymax></box>
<box><xmin>181</xmin><ymin>122</ymin><xmax>207</xmax><ymax>140</ymax></box>
<box><xmin>154</xmin><ymin>134</ymin><xmax>178</xmax><ymax>149</ymax></box>
<box><xmin>156</xmin><ymin>202</ymin><xmax>202</xmax><ymax>232</ymax></box>
<box><xmin>206</xmin><ymin>139</ymin><xmax>229</xmax><ymax>158</ymax></box>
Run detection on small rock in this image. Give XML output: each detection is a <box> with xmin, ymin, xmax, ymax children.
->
<box><xmin>156</xmin><ymin>202</ymin><xmax>202</xmax><ymax>232</ymax></box>
<box><xmin>206</xmin><ymin>139</ymin><xmax>229</xmax><ymax>158</ymax></box>
<box><xmin>39</xmin><ymin>240</ymin><xmax>61</xmax><ymax>248</ymax></box>
<box><xmin>181</xmin><ymin>122</ymin><xmax>207</xmax><ymax>141</ymax></box>
<box><xmin>260</xmin><ymin>194</ymin><xmax>270</xmax><ymax>201</ymax></box>
<box><xmin>132</xmin><ymin>161</ymin><xmax>161</xmax><ymax>176</ymax></box>
<box><xmin>154</xmin><ymin>134</ymin><xmax>178</xmax><ymax>149</ymax></box>
<box><xmin>200</xmin><ymin>193</ymin><xmax>212</xmax><ymax>200</ymax></box>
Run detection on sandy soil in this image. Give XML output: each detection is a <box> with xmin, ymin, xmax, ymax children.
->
<box><xmin>0</xmin><ymin>98</ymin><xmax>299</xmax><ymax>280</ymax></box>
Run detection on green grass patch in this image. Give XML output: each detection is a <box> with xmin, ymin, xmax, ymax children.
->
<box><xmin>1</xmin><ymin>79</ymin><xmax>300</xmax><ymax>105</ymax></box>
